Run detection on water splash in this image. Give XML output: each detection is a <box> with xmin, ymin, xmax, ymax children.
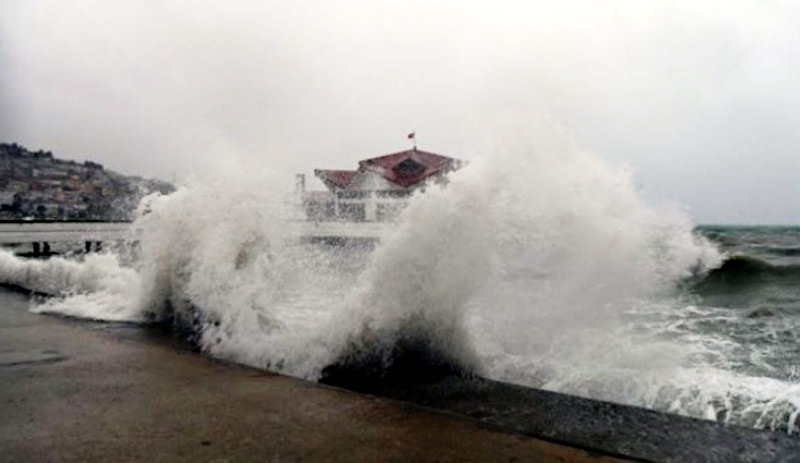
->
<box><xmin>2</xmin><ymin>125</ymin><xmax>799</xmax><ymax>433</ymax></box>
<box><xmin>0</xmin><ymin>249</ymin><xmax>142</xmax><ymax>321</ymax></box>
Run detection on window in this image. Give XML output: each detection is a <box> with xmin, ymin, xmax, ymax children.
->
<box><xmin>339</xmin><ymin>203</ymin><xmax>365</xmax><ymax>221</ymax></box>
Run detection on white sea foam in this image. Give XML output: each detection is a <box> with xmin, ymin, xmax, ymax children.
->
<box><xmin>1</xmin><ymin>124</ymin><xmax>799</xmax><ymax>432</ymax></box>
<box><xmin>0</xmin><ymin>249</ymin><xmax>143</xmax><ymax>321</ymax></box>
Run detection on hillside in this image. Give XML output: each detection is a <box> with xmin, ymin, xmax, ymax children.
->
<box><xmin>0</xmin><ymin>143</ymin><xmax>174</xmax><ymax>221</ymax></box>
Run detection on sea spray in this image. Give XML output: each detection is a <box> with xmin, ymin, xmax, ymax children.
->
<box><xmin>321</xmin><ymin>163</ymin><xmax>495</xmax><ymax>384</ymax></box>
<box><xmin>320</xmin><ymin>130</ymin><xmax>720</xmax><ymax>387</ymax></box>
<box><xmin>124</xmin><ymin>171</ymin><xmax>356</xmax><ymax>377</ymax></box>
<box><xmin>4</xmin><ymin>127</ymin><xmax>800</xmax><ymax>433</ymax></box>
<box><xmin>0</xmin><ymin>249</ymin><xmax>143</xmax><ymax>321</ymax></box>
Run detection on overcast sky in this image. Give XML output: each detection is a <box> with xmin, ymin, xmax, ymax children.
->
<box><xmin>1</xmin><ymin>1</ymin><xmax>799</xmax><ymax>224</ymax></box>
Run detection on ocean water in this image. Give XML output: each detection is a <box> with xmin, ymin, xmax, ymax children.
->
<box><xmin>1</xmin><ymin>138</ymin><xmax>799</xmax><ymax>436</ymax></box>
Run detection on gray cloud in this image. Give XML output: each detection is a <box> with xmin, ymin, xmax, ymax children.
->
<box><xmin>1</xmin><ymin>0</ymin><xmax>798</xmax><ymax>223</ymax></box>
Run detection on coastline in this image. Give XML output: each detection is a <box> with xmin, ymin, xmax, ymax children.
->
<box><xmin>0</xmin><ymin>289</ymin><xmax>622</xmax><ymax>462</ymax></box>
<box><xmin>4</xmin><ymin>286</ymin><xmax>800</xmax><ymax>461</ymax></box>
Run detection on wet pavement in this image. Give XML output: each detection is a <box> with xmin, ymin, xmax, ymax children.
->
<box><xmin>0</xmin><ymin>290</ymin><xmax>622</xmax><ymax>462</ymax></box>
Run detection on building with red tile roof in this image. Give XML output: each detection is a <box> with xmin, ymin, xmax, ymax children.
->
<box><xmin>302</xmin><ymin>148</ymin><xmax>462</xmax><ymax>222</ymax></box>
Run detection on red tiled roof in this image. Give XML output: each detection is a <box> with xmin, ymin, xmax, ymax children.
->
<box><xmin>359</xmin><ymin>149</ymin><xmax>459</xmax><ymax>188</ymax></box>
<box><xmin>314</xmin><ymin>170</ymin><xmax>356</xmax><ymax>189</ymax></box>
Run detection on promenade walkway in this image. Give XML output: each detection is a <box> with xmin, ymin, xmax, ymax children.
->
<box><xmin>0</xmin><ymin>290</ymin><xmax>621</xmax><ymax>462</ymax></box>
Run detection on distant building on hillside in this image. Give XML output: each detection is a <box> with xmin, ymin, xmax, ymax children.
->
<box><xmin>299</xmin><ymin>148</ymin><xmax>463</xmax><ymax>222</ymax></box>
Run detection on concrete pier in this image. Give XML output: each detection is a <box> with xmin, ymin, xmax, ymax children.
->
<box><xmin>0</xmin><ymin>290</ymin><xmax>622</xmax><ymax>462</ymax></box>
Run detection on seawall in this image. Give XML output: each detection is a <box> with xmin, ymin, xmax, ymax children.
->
<box><xmin>3</xmin><ymin>288</ymin><xmax>799</xmax><ymax>461</ymax></box>
<box><xmin>0</xmin><ymin>290</ymin><xmax>621</xmax><ymax>462</ymax></box>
